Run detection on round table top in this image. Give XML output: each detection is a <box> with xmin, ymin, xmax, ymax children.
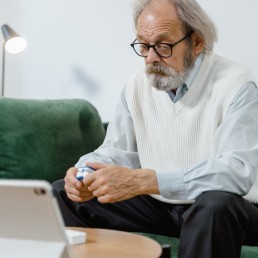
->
<box><xmin>68</xmin><ymin>227</ymin><xmax>162</xmax><ymax>258</ymax></box>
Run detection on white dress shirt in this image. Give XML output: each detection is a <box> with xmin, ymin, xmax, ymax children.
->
<box><xmin>76</xmin><ymin>54</ymin><xmax>258</xmax><ymax>202</ymax></box>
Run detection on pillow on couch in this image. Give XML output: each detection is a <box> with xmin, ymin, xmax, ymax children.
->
<box><xmin>0</xmin><ymin>98</ymin><xmax>105</xmax><ymax>182</ymax></box>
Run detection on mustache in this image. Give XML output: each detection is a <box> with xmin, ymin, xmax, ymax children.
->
<box><xmin>145</xmin><ymin>64</ymin><xmax>176</xmax><ymax>77</ymax></box>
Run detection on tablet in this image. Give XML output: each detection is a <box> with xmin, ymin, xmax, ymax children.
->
<box><xmin>0</xmin><ymin>179</ymin><xmax>74</xmax><ymax>258</ymax></box>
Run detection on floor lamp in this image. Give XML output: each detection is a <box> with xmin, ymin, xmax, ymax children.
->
<box><xmin>1</xmin><ymin>24</ymin><xmax>27</xmax><ymax>97</ymax></box>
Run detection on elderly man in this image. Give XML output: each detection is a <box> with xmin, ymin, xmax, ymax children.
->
<box><xmin>53</xmin><ymin>0</ymin><xmax>258</xmax><ymax>257</ymax></box>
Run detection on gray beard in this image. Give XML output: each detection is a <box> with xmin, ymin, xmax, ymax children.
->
<box><xmin>145</xmin><ymin>47</ymin><xmax>195</xmax><ymax>92</ymax></box>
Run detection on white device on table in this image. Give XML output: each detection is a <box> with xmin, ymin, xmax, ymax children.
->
<box><xmin>0</xmin><ymin>179</ymin><xmax>86</xmax><ymax>258</ymax></box>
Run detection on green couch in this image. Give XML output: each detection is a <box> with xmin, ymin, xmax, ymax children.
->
<box><xmin>0</xmin><ymin>97</ymin><xmax>105</xmax><ymax>182</ymax></box>
<box><xmin>0</xmin><ymin>97</ymin><xmax>257</xmax><ymax>258</ymax></box>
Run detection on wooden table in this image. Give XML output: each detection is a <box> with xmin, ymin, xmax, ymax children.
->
<box><xmin>68</xmin><ymin>227</ymin><xmax>162</xmax><ymax>258</ymax></box>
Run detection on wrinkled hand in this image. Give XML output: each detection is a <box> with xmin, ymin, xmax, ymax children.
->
<box><xmin>83</xmin><ymin>162</ymin><xmax>159</xmax><ymax>203</ymax></box>
<box><xmin>64</xmin><ymin>167</ymin><xmax>94</xmax><ymax>202</ymax></box>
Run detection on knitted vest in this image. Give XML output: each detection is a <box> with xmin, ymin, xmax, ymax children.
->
<box><xmin>125</xmin><ymin>53</ymin><xmax>254</xmax><ymax>203</ymax></box>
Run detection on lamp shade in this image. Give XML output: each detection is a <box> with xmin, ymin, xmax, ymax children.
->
<box><xmin>1</xmin><ymin>24</ymin><xmax>27</xmax><ymax>54</ymax></box>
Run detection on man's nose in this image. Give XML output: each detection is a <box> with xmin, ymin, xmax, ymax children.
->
<box><xmin>145</xmin><ymin>47</ymin><xmax>161</xmax><ymax>64</ymax></box>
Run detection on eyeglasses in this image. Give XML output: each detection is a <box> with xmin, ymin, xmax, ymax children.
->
<box><xmin>130</xmin><ymin>30</ymin><xmax>194</xmax><ymax>58</ymax></box>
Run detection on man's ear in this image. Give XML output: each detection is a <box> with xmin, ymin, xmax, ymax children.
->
<box><xmin>191</xmin><ymin>33</ymin><xmax>205</xmax><ymax>55</ymax></box>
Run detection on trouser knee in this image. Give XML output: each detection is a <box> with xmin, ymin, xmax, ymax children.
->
<box><xmin>194</xmin><ymin>191</ymin><xmax>242</xmax><ymax>213</ymax></box>
<box><xmin>182</xmin><ymin>191</ymin><xmax>247</xmax><ymax>225</ymax></box>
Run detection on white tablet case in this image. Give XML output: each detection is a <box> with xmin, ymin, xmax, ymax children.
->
<box><xmin>0</xmin><ymin>179</ymin><xmax>74</xmax><ymax>258</ymax></box>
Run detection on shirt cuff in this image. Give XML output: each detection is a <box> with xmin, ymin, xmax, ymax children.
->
<box><xmin>156</xmin><ymin>168</ymin><xmax>187</xmax><ymax>200</ymax></box>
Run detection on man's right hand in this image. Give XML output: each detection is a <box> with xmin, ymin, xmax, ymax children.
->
<box><xmin>64</xmin><ymin>167</ymin><xmax>94</xmax><ymax>202</ymax></box>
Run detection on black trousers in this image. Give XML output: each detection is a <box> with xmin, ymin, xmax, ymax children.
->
<box><xmin>53</xmin><ymin>179</ymin><xmax>258</xmax><ymax>258</ymax></box>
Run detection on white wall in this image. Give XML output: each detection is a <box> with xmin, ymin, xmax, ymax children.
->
<box><xmin>197</xmin><ymin>0</ymin><xmax>258</xmax><ymax>81</ymax></box>
<box><xmin>0</xmin><ymin>0</ymin><xmax>257</xmax><ymax>122</ymax></box>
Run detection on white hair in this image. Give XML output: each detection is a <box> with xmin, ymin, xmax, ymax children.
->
<box><xmin>132</xmin><ymin>0</ymin><xmax>218</xmax><ymax>53</ymax></box>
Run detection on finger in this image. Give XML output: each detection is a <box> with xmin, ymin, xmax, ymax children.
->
<box><xmin>65</xmin><ymin>167</ymin><xmax>83</xmax><ymax>188</ymax></box>
<box><xmin>92</xmin><ymin>188</ymin><xmax>106</xmax><ymax>199</ymax></box>
<box><xmin>65</xmin><ymin>167</ymin><xmax>79</xmax><ymax>184</ymax></box>
<box><xmin>67</xmin><ymin>192</ymin><xmax>94</xmax><ymax>203</ymax></box>
<box><xmin>86</xmin><ymin>162</ymin><xmax>110</xmax><ymax>170</ymax></box>
<box><xmin>92</xmin><ymin>184</ymin><xmax>111</xmax><ymax>198</ymax></box>
<box><xmin>64</xmin><ymin>183</ymin><xmax>90</xmax><ymax>196</ymax></box>
<box><xmin>65</xmin><ymin>182</ymin><xmax>95</xmax><ymax>201</ymax></box>
<box><xmin>86</xmin><ymin>171</ymin><xmax>111</xmax><ymax>192</ymax></box>
<box><xmin>82</xmin><ymin>172</ymin><xmax>96</xmax><ymax>186</ymax></box>
<box><xmin>97</xmin><ymin>194</ymin><xmax>115</xmax><ymax>204</ymax></box>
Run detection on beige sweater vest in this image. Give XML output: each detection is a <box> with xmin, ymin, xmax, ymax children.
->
<box><xmin>125</xmin><ymin>53</ymin><xmax>255</xmax><ymax>203</ymax></box>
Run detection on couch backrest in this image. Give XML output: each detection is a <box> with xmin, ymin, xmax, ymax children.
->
<box><xmin>0</xmin><ymin>98</ymin><xmax>105</xmax><ymax>182</ymax></box>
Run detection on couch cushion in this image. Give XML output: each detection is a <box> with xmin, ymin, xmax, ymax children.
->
<box><xmin>139</xmin><ymin>233</ymin><xmax>258</xmax><ymax>258</ymax></box>
<box><xmin>0</xmin><ymin>98</ymin><xmax>105</xmax><ymax>182</ymax></box>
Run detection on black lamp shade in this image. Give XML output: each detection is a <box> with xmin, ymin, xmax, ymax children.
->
<box><xmin>1</xmin><ymin>24</ymin><xmax>20</xmax><ymax>42</ymax></box>
<box><xmin>1</xmin><ymin>24</ymin><xmax>27</xmax><ymax>54</ymax></box>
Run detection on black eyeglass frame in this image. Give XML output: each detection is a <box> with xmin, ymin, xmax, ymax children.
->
<box><xmin>130</xmin><ymin>30</ymin><xmax>194</xmax><ymax>58</ymax></box>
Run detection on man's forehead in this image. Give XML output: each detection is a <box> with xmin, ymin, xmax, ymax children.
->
<box><xmin>136</xmin><ymin>26</ymin><xmax>179</xmax><ymax>42</ymax></box>
<box><xmin>137</xmin><ymin>13</ymin><xmax>183</xmax><ymax>42</ymax></box>
<box><xmin>136</xmin><ymin>0</ymin><xmax>182</xmax><ymax>37</ymax></box>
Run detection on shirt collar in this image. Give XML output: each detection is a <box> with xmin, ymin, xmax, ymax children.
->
<box><xmin>184</xmin><ymin>52</ymin><xmax>204</xmax><ymax>90</ymax></box>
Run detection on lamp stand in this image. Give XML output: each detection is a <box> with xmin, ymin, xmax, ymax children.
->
<box><xmin>1</xmin><ymin>43</ymin><xmax>5</xmax><ymax>96</ymax></box>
